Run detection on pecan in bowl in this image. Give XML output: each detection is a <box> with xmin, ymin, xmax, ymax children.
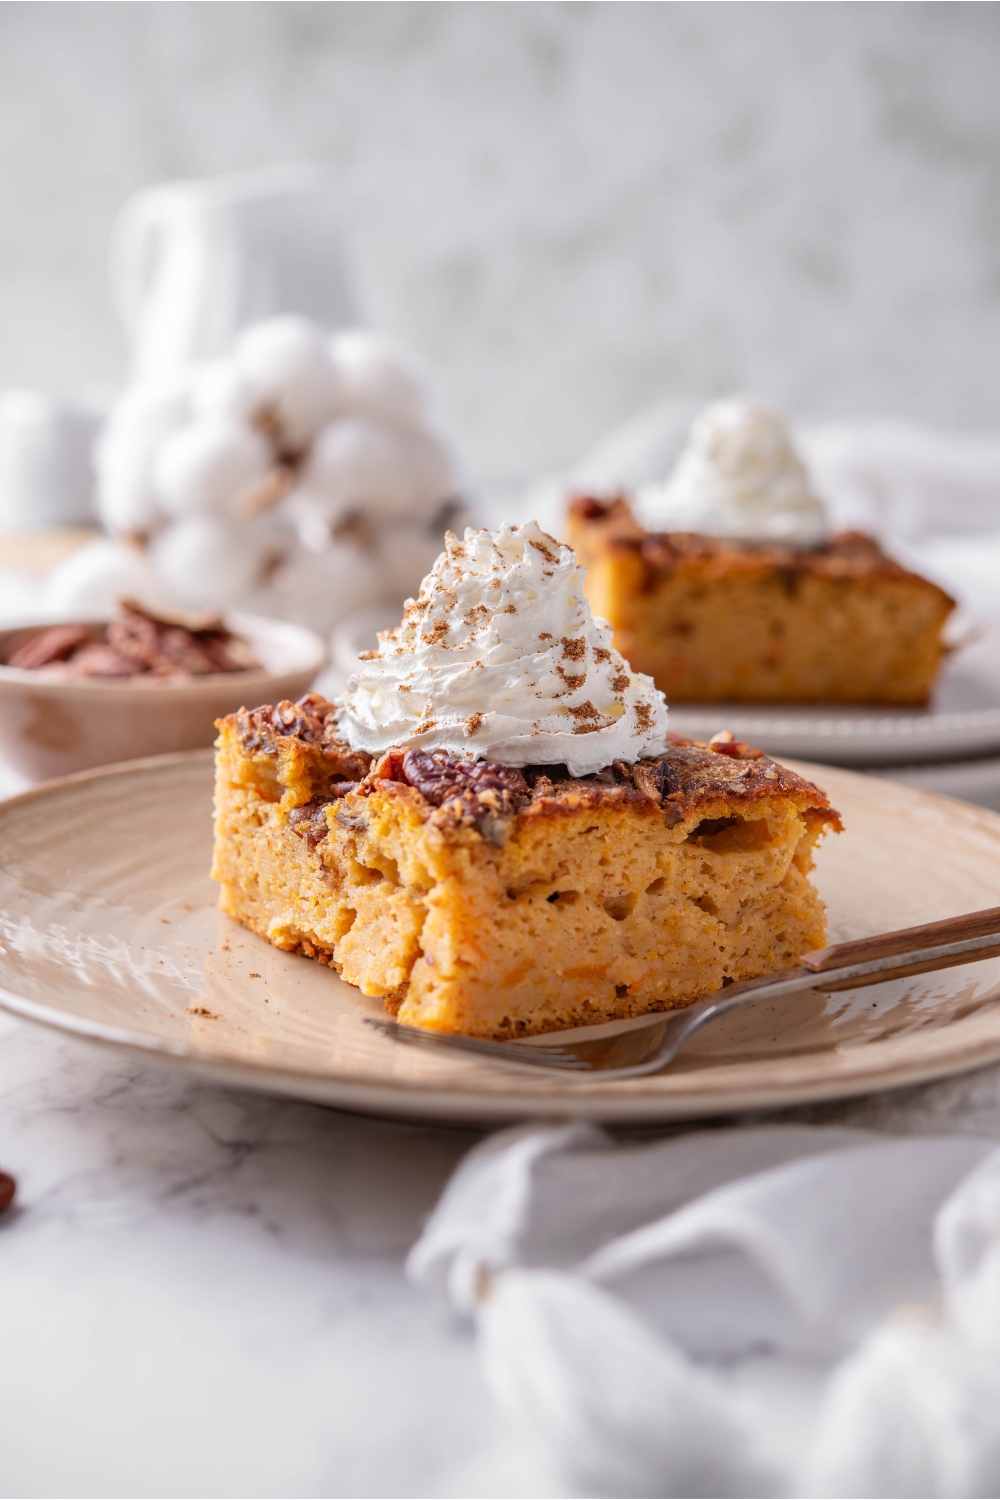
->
<box><xmin>6</xmin><ymin>600</ymin><xmax>259</xmax><ymax>681</ymax></box>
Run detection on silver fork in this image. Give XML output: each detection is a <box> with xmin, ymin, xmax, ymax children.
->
<box><xmin>365</xmin><ymin>905</ymin><xmax>1000</xmax><ymax>1081</ymax></box>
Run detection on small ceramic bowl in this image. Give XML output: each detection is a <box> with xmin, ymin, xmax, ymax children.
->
<box><xmin>0</xmin><ymin>612</ymin><xmax>326</xmax><ymax>782</ymax></box>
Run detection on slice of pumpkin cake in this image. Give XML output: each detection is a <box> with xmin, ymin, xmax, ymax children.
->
<box><xmin>212</xmin><ymin>521</ymin><xmax>840</xmax><ymax>1037</ymax></box>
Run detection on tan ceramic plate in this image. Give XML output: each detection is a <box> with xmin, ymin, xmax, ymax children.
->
<box><xmin>2</xmin><ymin>750</ymin><xmax>1000</xmax><ymax>1125</ymax></box>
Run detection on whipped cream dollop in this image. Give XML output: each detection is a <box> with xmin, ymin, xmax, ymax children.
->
<box><xmin>338</xmin><ymin>520</ymin><xmax>669</xmax><ymax>776</ymax></box>
<box><xmin>634</xmin><ymin>397</ymin><xmax>828</xmax><ymax>549</ymax></box>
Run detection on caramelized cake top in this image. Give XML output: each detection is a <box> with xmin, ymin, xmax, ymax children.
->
<box><xmin>569</xmin><ymin>495</ymin><xmax>956</xmax><ymax>599</ymax></box>
<box><xmin>224</xmin><ymin>694</ymin><xmax>840</xmax><ymax>846</ymax></box>
<box><xmin>235</xmin><ymin>694</ymin><xmax>371</xmax><ymax>774</ymax></box>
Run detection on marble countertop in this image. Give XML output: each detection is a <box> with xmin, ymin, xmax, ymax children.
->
<box><xmin>0</xmin><ymin>1012</ymin><xmax>540</xmax><ymax>1499</ymax></box>
<box><xmin>7</xmin><ymin>1003</ymin><xmax>1000</xmax><ymax>1497</ymax></box>
<box><xmin>5</xmin><ymin>651</ymin><xmax>1000</xmax><ymax>1495</ymax></box>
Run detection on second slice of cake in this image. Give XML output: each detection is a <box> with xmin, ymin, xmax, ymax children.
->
<box><xmin>567</xmin><ymin>399</ymin><xmax>954</xmax><ymax>706</ymax></box>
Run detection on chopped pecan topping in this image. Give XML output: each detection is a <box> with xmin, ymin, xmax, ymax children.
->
<box><xmin>366</xmin><ymin>749</ymin><xmax>408</xmax><ymax>784</ymax></box>
<box><xmin>401</xmin><ymin>750</ymin><xmax>530</xmax><ymax>846</ymax></box>
<box><xmin>334</xmin><ymin>808</ymin><xmax>368</xmax><ymax>831</ymax></box>
<box><xmin>235</xmin><ymin>694</ymin><xmax>371</xmax><ymax>776</ymax></box>
<box><xmin>288</xmin><ymin>788</ymin><xmax>358</xmax><ymax>848</ymax></box>
<box><xmin>571</xmin><ymin>494</ymin><xmax>943</xmax><ymax>596</ymax></box>
<box><xmin>631</xmin><ymin>762</ymin><xmax>664</xmax><ymax>801</ymax></box>
<box><xmin>585</xmin><ymin>758</ymin><xmax>677</xmax><ymax>803</ymax></box>
<box><xmin>708</xmin><ymin>730</ymin><xmax>766</xmax><ymax>761</ymax></box>
<box><xmin>394</xmin><ymin>737</ymin><xmax>832</xmax><ymax>832</ymax></box>
<box><xmin>401</xmin><ymin>750</ymin><xmax>528</xmax><ymax>807</ymax></box>
<box><xmin>240</xmin><ymin>698</ymin><xmax>326</xmax><ymax>750</ymax></box>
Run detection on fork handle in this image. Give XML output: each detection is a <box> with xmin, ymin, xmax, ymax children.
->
<box><xmin>801</xmin><ymin>905</ymin><xmax>1000</xmax><ymax>973</ymax></box>
<box><xmin>816</xmin><ymin>940</ymin><xmax>1000</xmax><ymax>991</ymax></box>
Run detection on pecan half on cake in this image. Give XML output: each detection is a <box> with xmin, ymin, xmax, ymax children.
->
<box><xmin>212</xmin><ymin>521</ymin><xmax>841</xmax><ymax>1038</ymax></box>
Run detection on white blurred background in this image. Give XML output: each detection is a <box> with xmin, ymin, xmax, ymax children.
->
<box><xmin>1</xmin><ymin>2</ymin><xmax>998</xmax><ymax>489</ymax></box>
<box><xmin>3</xmin><ymin>1</ymin><xmax>1000</xmax><ymax>808</ymax></box>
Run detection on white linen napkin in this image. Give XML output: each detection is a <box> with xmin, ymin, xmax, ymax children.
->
<box><xmin>408</xmin><ymin>1122</ymin><xmax>1000</xmax><ymax>1497</ymax></box>
<box><xmin>798</xmin><ymin>421</ymin><xmax>1000</xmax><ymax>617</ymax></box>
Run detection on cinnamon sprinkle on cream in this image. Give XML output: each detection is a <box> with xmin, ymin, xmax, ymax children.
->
<box><xmin>337</xmin><ymin>520</ymin><xmax>669</xmax><ymax>775</ymax></box>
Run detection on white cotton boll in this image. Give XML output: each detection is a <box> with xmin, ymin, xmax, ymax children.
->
<box><xmin>94</xmin><ymin>374</ymin><xmax>192</xmax><ymax>535</ymax></box>
<box><xmin>265</xmin><ymin>542</ymin><xmax>384</xmax><ymax>635</ymax></box>
<box><xmin>292</xmin><ymin>417</ymin><xmax>455</xmax><ymax>533</ymax></box>
<box><xmin>151</xmin><ymin>515</ymin><xmax>271</xmax><ymax>610</ymax></box>
<box><xmin>234</xmin><ymin>315</ymin><xmax>340</xmax><ymax>453</ymax></box>
<box><xmin>286</xmin><ymin>494</ymin><xmax>336</xmax><ymax>555</ymax></box>
<box><xmin>329</xmin><ymin>329</ymin><xmax>429</xmax><ymax>432</ymax></box>
<box><xmin>246</xmin><ymin>497</ymin><xmax>297</xmax><ymax>552</ymax></box>
<box><xmin>42</xmin><ymin>537</ymin><xmax>167</xmax><ymax>619</ymax></box>
<box><xmin>291</xmin><ymin>418</ymin><xmax>404</xmax><ymax>529</ymax></box>
<box><xmin>189</xmin><ymin>359</ymin><xmax>258</xmax><ymax>426</ymax></box>
<box><xmin>153</xmin><ymin>419</ymin><xmax>273</xmax><ymax>520</ymax></box>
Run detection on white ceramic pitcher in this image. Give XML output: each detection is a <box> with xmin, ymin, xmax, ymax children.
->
<box><xmin>109</xmin><ymin>163</ymin><xmax>359</xmax><ymax>379</ymax></box>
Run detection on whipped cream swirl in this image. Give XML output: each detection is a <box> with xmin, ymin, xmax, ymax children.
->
<box><xmin>338</xmin><ymin>520</ymin><xmax>669</xmax><ymax>776</ymax></box>
<box><xmin>635</xmin><ymin>397</ymin><xmax>828</xmax><ymax>549</ymax></box>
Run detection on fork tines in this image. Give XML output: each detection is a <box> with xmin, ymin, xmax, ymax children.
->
<box><xmin>364</xmin><ymin>1018</ymin><xmax>591</xmax><ymax>1070</ymax></box>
